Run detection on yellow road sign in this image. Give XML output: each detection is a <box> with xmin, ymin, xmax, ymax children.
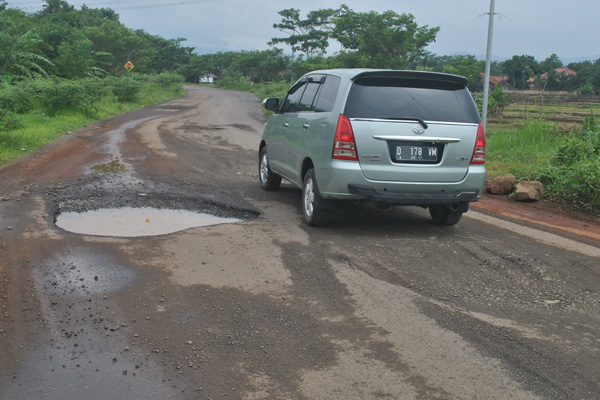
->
<box><xmin>124</xmin><ymin>61</ymin><xmax>134</xmax><ymax>72</ymax></box>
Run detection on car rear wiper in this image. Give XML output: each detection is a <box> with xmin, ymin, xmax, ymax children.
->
<box><xmin>385</xmin><ymin>117</ymin><xmax>428</xmax><ymax>129</ymax></box>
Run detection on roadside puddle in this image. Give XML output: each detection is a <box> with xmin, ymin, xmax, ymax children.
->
<box><xmin>56</xmin><ymin>207</ymin><xmax>241</xmax><ymax>237</ymax></box>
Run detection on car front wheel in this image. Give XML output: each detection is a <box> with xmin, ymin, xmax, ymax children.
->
<box><xmin>259</xmin><ymin>147</ymin><xmax>281</xmax><ymax>190</ymax></box>
<box><xmin>302</xmin><ymin>169</ymin><xmax>331</xmax><ymax>226</ymax></box>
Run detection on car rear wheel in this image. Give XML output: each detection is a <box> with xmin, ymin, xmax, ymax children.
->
<box><xmin>302</xmin><ymin>169</ymin><xmax>331</xmax><ymax>226</ymax></box>
<box><xmin>429</xmin><ymin>205</ymin><xmax>463</xmax><ymax>226</ymax></box>
<box><xmin>259</xmin><ymin>147</ymin><xmax>281</xmax><ymax>190</ymax></box>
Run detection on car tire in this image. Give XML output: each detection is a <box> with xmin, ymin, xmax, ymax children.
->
<box><xmin>259</xmin><ymin>147</ymin><xmax>281</xmax><ymax>190</ymax></box>
<box><xmin>302</xmin><ymin>169</ymin><xmax>331</xmax><ymax>226</ymax></box>
<box><xmin>429</xmin><ymin>205</ymin><xmax>463</xmax><ymax>226</ymax></box>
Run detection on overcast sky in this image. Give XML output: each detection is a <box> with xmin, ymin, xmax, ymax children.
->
<box><xmin>8</xmin><ymin>0</ymin><xmax>599</xmax><ymax>62</ymax></box>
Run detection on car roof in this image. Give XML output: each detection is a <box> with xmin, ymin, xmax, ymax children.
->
<box><xmin>306</xmin><ymin>68</ymin><xmax>469</xmax><ymax>87</ymax></box>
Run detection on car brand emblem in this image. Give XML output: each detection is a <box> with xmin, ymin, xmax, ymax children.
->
<box><xmin>413</xmin><ymin>125</ymin><xmax>426</xmax><ymax>135</ymax></box>
<box><xmin>362</xmin><ymin>154</ymin><xmax>382</xmax><ymax>162</ymax></box>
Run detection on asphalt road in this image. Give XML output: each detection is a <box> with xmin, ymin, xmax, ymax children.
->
<box><xmin>0</xmin><ymin>86</ymin><xmax>599</xmax><ymax>400</ymax></box>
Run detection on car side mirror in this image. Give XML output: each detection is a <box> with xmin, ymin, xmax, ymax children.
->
<box><xmin>262</xmin><ymin>98</ymin><xmax>280</xmax><ymax>112</ymax></box>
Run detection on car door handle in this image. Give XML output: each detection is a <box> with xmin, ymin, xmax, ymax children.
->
<box><xmin>303</xmin><ymin>123</ymin><xmax>310</xmax><ymax>129</ymax></box>
<box><xmin>283</xmin><ymin>122</ymin><xmax>289</xmax><ymax>128</ymax></box>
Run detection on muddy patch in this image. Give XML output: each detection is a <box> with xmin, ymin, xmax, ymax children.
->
<box><xmin>91</xmin><ymin>159</ymin><xmax>129</xmax><ymax>174</ymax></box>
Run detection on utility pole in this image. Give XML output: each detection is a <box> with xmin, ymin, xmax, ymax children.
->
<box><xmin>481</xmin><ymin>0</ymin><xmax>496</xmax><ymax>132</ymax></box>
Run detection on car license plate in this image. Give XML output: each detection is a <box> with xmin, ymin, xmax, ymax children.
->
<box><xmin>395</xmin><ymin>145</ymin><xmax>438</xmax><ymax>161</ymax></box>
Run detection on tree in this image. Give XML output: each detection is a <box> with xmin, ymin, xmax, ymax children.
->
<box><xmin>541</xmin><ymin>53</ymin><xmax>563</xmax><ymax>72</ymax></box>
<box><xmin>232</xmin><ymin>49</ymin><xmax>289</xmax><ymax>83</ymax></box>
<box><xmin>79</xmin><ymin>5</ymin><xmax>120</xmax><ymax>26</ymax></box>
<box><xmin>569</xmin><ymin>60</ymin><xmax>600</xmax><ymax>94</ymax></box>
<box><xmin>330</xmin><ymin>5</ymin><xmax>439</xmax><ymax>69</ymax></box>
<box><xmin>39</xmin><ymin>0</ymin><xmax>75</xmax><ymax>16</ymax></box>
<box><xmin>54</xmin><ymin>34</ymin><xmax>94</xmax><ymax>78</ymax></box>
<box><xmin>0</xmin><ymin>10</ymin><xmax>52</xmax><ymax>79</ymax></box>
<box><xmin>269</xmin><ymin>8</ymin><xmax>336</xmax><ymax>57</ymax></box>
<box><xmin>133</xmin><ymin>31</ymin><xmax>193</xmax><ymax>74</ymax></box>
<box><xmin>442</xmin><ymin>55</ymin><xmax>485</xmax><ymax>91</ymax></box>
<box><xmin>501</xmin><ymin>55</ymin><xmax>541</xmax><ymax>89</ymax></box>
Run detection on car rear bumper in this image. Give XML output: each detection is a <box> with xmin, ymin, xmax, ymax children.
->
<box><xmin>348</xmin><ymin>184</ymin><xmax>480</xmax><ymax>205</ymax></box>
<box><xmin>316</xmin><ymin>162</ymin><xmax>486</xmax><ymax>204</ymax></box>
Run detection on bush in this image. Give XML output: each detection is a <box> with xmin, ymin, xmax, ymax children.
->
<box><xmin>153</xmin><ymin>72</ymin><xmax>184</xmax><ymax>87</ymax></box>
<box><xmin>109</xmin><ymin>77</ymin><xmax>142</xmax><ymax>102</ymax></box>
<box><xmin>488</xmin><ymin>84</ymin><xmax>513</xmax><ymax>118</ymax></box>
<box><xmin>0</xmin><ymin>108</ymin><xmax>23</xmax><ymax>132</ymax></box>
<box><xmin>40</xmin><ymin>78</ymin><xmax>102</xmax><ymax>115</ymax></box>
<box><xmin>0</xmin><ymin>81</ymin><xmax>40</xmax><ymax>114</ymax></box>
<box><xmin>576</xmin><ymin>82</ymin><xmax>596</xmax><ymax>95</ymax></box>
<box><xmin>216</xmin><ymin>73</ymin><xmax>253</xmax><ymax>91</ymax></box>
<box><xmin>251</xmin><ymin>81</ymin><xmax>289</xmax><ymax>101</ymax></box>
<box><xmin>543</xmin><ymin>113</ymin><xmax>600</xmax><ymax>212</ymax></box>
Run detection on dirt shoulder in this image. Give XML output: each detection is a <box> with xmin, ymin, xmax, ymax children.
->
<box><xmin>471</xmin><ymin>193</ymin><xmax>600</xmax><ymax>242</ymax></box>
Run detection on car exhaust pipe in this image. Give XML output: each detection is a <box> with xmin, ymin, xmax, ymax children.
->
<box><xmin>450</xmin><ymin>203</ymin><xmax>460</xmax><ymax>211</ymax></box>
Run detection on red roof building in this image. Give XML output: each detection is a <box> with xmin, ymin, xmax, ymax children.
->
<box><xmin>541</xmin><ymin>67</ymin><xmax>577</xmax><ymax>80</ymax></box>
<box><xmin>480</xmin><ymin>74</ymin><xmax>511</xmax><ymax>88</ymax></box>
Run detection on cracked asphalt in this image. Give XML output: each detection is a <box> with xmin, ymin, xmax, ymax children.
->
<box><xmin>0</xmin><ymin>85</ymin><xmax>599</xmax><ymax>400</ymax></box>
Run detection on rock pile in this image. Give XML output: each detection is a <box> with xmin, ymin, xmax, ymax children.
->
<box><xmin>484</xmin><ymin>174</ymin><xmax>544</xmax><ymax>202</ymax></box>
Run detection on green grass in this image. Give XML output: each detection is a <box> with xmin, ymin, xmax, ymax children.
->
<box><xmin>486</xmin><ymin>115</ymin><xmax>600</xmax><ymax>214</ymax></box>
<box><xmin>0</xmin><ymin>112</ymin><xmax>91</xmax><ymax>162</ymax></box>
<box><xmin>0</xmin><ymin>81</ymin><xmax>184</xmax><ymax>165</ymax></box>
<box><xmin>486</xmin><ymin>119</ymin><xmax>561</xmax><ymax>179</ymax></box>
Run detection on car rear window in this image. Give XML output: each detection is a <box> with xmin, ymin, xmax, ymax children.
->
<box><xmin>344</xmin><ymin>77</ymin><xmax>480</xmax><ymax>123</ymax></box>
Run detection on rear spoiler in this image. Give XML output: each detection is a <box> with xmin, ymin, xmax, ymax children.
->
<box><xmin>351</xmin><ymin>70</ymin><xmax>469</xmax><ymax>87</ymax></box>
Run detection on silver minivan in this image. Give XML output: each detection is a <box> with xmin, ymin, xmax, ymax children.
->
<box><xmin>259</xmin><ymin>69</ymin><xmax>486</xmax><ymax>226</ymax></box>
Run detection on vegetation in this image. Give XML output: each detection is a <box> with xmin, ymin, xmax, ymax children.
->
<box><xmin>2</xmin><ymin>1</ymin><xmax>600</xmax><ymax>215</ymax></box>
<box><xmin>484</xmin><ymin>104</ymin><xmax>600</xmax><ymax>215</ymax></box>
<box><xmin>543</xmin><ymin>113</ymin><xmax>600</xmax><ymax>212</ymax></box>
<box><xmin>0</xmin><ymin>74</ymin><xmax>184</xmax><ymax>163</ymax></box>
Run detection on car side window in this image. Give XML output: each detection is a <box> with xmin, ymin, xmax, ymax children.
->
<box><xmin>314</xmin><ymin>75</ymin><xmax>341</xmax><ymax>112</ymax></box>
<box><xmin>281</xmin><ymin>81</ymin><xmax>307</xmax><ymax>113</ymax></box>
<box><xmin>298</xmin><ymin>82</ymin><xmax>321</xmax><ymax>111</ymax></box>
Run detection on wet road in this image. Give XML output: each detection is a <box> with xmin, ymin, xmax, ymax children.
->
<box><xmin>1</xmin><ymin>86</ymin><xmax>599</xmax><ymax>399</ymax></box>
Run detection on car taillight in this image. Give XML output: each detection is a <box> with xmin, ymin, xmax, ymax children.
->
<box><xmin>332</xmin><ymin>114</ymin><xmax>358</xmax><ymax>161</ymax></box>
<box><xmin>470</xmin><ymin>122</ymin><xmax>486</xmax><ymax>164</ymax></box>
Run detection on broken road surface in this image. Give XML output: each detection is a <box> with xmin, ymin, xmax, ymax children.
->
<box><xmin>1</xmin><ymin>86</ymin><xmax>599</xmax><ymax>399</ymax></box>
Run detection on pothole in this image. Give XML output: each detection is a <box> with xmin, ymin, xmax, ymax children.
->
<box><xmin>55</xmin><ymin>207</ymin><xmax>242</xmax><ymax>237</ymax></box>
<box><xmin>90</xmin><ymin>159</ymin><xmax>129</xmax><ymax>174</ymax></box>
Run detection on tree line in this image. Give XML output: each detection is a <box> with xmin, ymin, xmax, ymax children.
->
<box><xmin>1</xmin><ymin>1</ymin><xmax>600</xmax><ymax>94</ymax></box>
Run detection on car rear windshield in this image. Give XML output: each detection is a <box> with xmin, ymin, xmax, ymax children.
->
<box><xmin>344</xmin><ymin>77</ymin><xmax>480</xmax><ymax>124</ymax></box>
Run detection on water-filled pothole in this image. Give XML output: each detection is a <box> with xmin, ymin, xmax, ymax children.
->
<box><xmin>56</xmin><ymin>207</ymin><xmax>242</xmax><ymax>237</ymax></box>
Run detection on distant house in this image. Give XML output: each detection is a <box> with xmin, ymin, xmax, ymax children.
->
<box><xmin>199</xmin><ymin>74</ymin><xmax>217</xmax><ymax>84</ymax></box>
<box><xmin>481</xmin><ymin>74</ymin><xmax>511</xmax><ymax>89</ymax></box>
<box><xmin>541</xmin><ymin>67</ymin><xmax>577</xmax><ymax>81</ymax></box>
<box><xmin>527</xmin><ymin>67</ymin><xmax>577</xmax><ymax>89</ymax></box>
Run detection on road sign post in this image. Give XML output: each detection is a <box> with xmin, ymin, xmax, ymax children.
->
<box><xmin>124</xmin><ymin>61</ymin><xmax>134</xmax><ymax>76</ymax></box>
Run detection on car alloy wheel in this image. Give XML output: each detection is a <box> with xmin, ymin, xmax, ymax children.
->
<box><xmin>258</xmin><ymin>147</ymin><xmax>281</xmax><ymax>190</ymax></box>
<box><xmin>302</xmin><ymin>169</ymin><xmax>331</xmax><ymax>226</ymax></box>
